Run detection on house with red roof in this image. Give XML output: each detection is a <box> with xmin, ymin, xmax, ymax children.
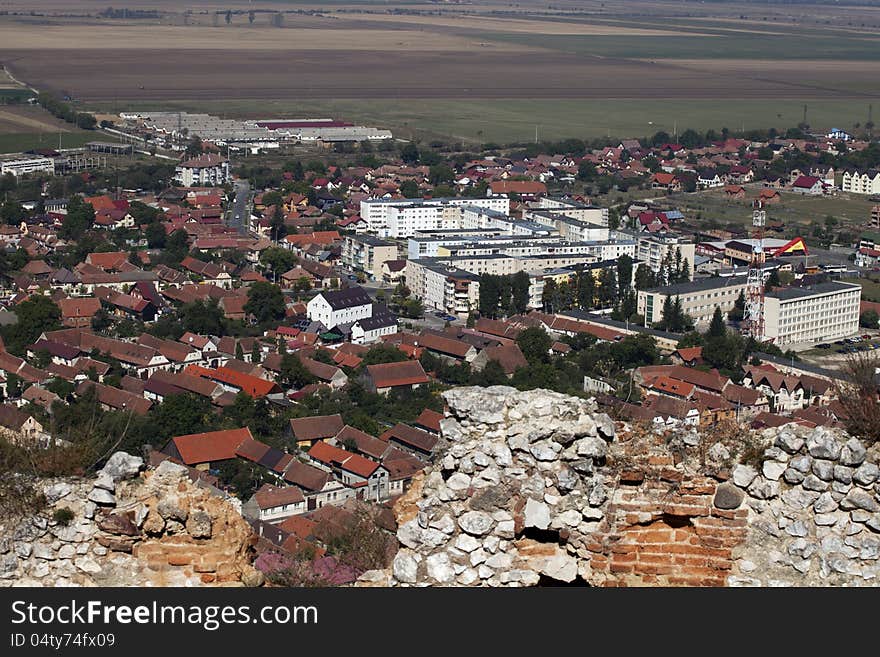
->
<box><xmin>184</xmin><ymin>364</ymin><xmax>281</xmax><ymax>398</ymax></box>
<box><xmin>307</xmin><ymin>441</ymin><xmax>390</xmax><ymax>502</ymax></box>
<box><xmin>160</xmin><ymin>427</ymin><xmax>252</xmax><ymax>471</ymax></box>
<box><xmin>364</xmin><ymin>360</ymin><xmax>430</xmax><ymax>395</ymax></box>
<box><xmin>650</xmin><ymin>172</ymin><xmax>681</xmax><ymax>192</ymax></box>
<box><xmin>790</xmin><ymin>175</ymin><xmax>825</xmax><ymax>195</ymax></box>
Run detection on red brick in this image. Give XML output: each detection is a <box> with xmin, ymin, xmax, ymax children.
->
<box><xmin>648</xmin><ymin>456</ymin><xmax>674</xmax><ymax>466</ymax></box>
<box><xmin>610</xmin><ymin>563</ymin><xmax>634</xmax><ymax>574</ymax></box>
<box><xmin>634</xmin><ymin>564</ymin><xmax>675</xmax><ymax>576</ymax></box>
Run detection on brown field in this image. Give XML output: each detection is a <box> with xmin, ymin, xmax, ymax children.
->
<box><xmin>0</xmin><ymin>106</ymin><xmax>74</xmax><ymax>133</ymax></box>
<box><xmin>4</xmin><ymin>48</ymin><xmax>865</xmax><ymax>102</ymax></box>
<box><xmin>334</xmin><ymin>13</ymin><xmax>712</xmax><ymax>36</ymax></box>
<box><xmin>0</xmin><ymin>24</ymin><xmax>529</xmax><ymax>51</ymax></box>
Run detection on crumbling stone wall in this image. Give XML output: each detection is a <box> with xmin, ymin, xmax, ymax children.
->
<box><xmin>357</xmin><ymin>386</ymin><xmax>880</xmax><ymax>587</ymax></box>
<box><xmin>1</xmin><ymin>454</ymin><xmax>261</xmax><ymax>587</ymax></box>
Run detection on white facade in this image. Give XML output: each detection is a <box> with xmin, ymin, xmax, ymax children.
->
<box><xmin>0</xmin><ymin>157</ymin><xmax>54</xmax><ymax>177</ymax></box>
<box><xmin>350</xmin><ymin>318</ymin><xmax>398</xmax><ymax>344</ymax></box>
<box><xmin>360</xmin><ymin>196</ymin><xmax>510</xmax><ymax>238</ymax></box>
<box><xmin>636</xmin><ymin>235</ymin><xmax>696</xmax><ymax>281</ymax></box>
<box><xmin>174</xmin><ymin>154</ymin><xmax>231</xmax><ymax>187</ymax></box>
<box><xmin>764</xmin><ymin>282</ymin><xmax>861</xmax><ymax>345</ymax></box>
<box><xmin>306</xmin><ymin>293</ymin><xmax>372</xmax><ymax>328</ymax></box>
<box><xmin>842</xmin><ymin>170</ymin><xmax>880</xmax><ymax>195</ymax></box>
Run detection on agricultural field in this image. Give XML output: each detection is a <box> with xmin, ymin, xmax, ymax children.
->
<box><xmin>0</xmin><ymin>1</ymin><xmax>878</xmax><ymax>143</ymax></box>
<box><xmin>0</xmin><ymin>105</ymin><xmax>94</xmax><ymax>153</ymax></box>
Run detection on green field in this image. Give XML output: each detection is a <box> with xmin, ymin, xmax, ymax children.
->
<box><xmin>0</xmin><ymin>132</ymin><xmax>94</xmax><ymax>154</ymax></box>
<box><xmin>844</xmin><ymin>277</ymin><xmax>880</xmax><ymax>303</ymax></box>
<box><xmin>93</xmin><ymin>98</ymin><xmax>879</xmax><ymax>145</ymax></box>
<box><xmin>671</xmin><ymin>188</ymin><xmax>878</xmax><ymax>236</ymax></box>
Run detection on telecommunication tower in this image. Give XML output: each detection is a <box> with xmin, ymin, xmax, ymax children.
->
<box><xmin>743</xmin><ymin>200</ymin><xmax>767</xmax><ymax>341</ymax></box>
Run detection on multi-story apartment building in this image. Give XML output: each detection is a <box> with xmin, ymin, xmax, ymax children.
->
<box><xmin>635</xmin><ymin>233</ymin><xmax>696</xmax><ymax>281</ymax></box>
<box><xmin>359</xmin><ymin>196</ymin><xmax>509</xmax><ymax>238</ymax></box>
<box><xmin>405</xmin><ymin>259</ymin><xmax>479</xmax><ymax>316</ymax></box>
<box><xmin>764</xmin><ymin>281</ymin><xmax>861</xmax><ymax>345</ymax></box>
<box><xmin>342</xmin><ymin>235</ymin><xmax>398</xmax><ymax>281</ymax></box>
<box><xmin>638</xmin><ymin>276</ymin><xmax>748</xmax><ymax>327</ymax></box>
<box><xmin>174</xmin><ymin>153</ymin><xmax>230</xmax><ymax>187</ymax></box>
<box><xmin>530</xmin><ymin>197</ymin><xmax>609</xmax><ymax>225</ymax></box>
<box><xmin>841</xmin><ymin>169</ymin><xmax>880</xmax><ymax>195</ymax></box>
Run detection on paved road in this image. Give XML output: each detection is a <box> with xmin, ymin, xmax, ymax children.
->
<box><xmin>229</xmin><ymin>178</ymin><xmax>250</xmax><ymax>235</ymax></box>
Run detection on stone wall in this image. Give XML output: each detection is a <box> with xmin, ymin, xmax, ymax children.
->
<box><xmin>1</xmin><ymin>453</ymin><xmax>262</xmax><ymax>587</ymax></box>
<box><xmin>357</xmin><ymin>386</ymin><xmax>880</xmax><ymax>587</ymax></box>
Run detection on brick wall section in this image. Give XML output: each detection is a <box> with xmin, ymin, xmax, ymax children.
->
<box><xmin>584</xmin><ymin>434</ymin><xmax>749</xmax><ymax>587</ymax></box>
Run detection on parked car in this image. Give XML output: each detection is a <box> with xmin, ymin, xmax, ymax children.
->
<box><xmin>815</xmin><ymin>343</ymin><xmax>831</xmax><ymax>349</ymax></box>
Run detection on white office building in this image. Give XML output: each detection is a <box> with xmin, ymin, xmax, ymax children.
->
<box><xmin>764</xmin><ymin>281</ymin><xmax>861</xmax><ymax>345</ymax></box>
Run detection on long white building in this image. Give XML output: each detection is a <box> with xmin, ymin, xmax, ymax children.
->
<box><xmin>0</xmin><ymin>156</ymin><xmax>55</xmax><ymax>177</ymax></box>
<box><xmin>360</xmin><ymin>196</ymin><xmax>510</xmax><ymax>238</ymax></box>
<box><xmin>764</xmin><ymin>281</ymin><xmax>861</xmax><ymax>345</ymax></box>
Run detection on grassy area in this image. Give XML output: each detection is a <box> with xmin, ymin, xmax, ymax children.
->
<box><xmin>843</xmin><ymin>277</ymin><xmax>880</xmax><ymax>302</ymax></box>
<box><xmin>0</xmin><ymin>132</ymin><xmax>94</xmax><ymax>154</ymax></box>
<box><xmin>92</xmin><ymin>98</ymin><xmax>879</xmax><ymax>145</ymax></box>
<box><xmin>669</xmin><ymin>188</ymin><xmax>877</xmax><ymax>236</ymax></box>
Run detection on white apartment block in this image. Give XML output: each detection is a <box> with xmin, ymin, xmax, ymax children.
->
<box><xmin>405</xmin><ymin>260</ymin><xmax>479</xmax><ymax>315</ymax></box>
<box><xmin>174</xmin><ymin>153</ymin><xmax>230</xmax><ymax>187</ymax></box>
<box><xmin>636</xmin><ymin>234</ymin><xmax>696</xmax><ymax>281</ymax></box>
<box><xmin>0</xmin><ymin>156</ymin><xmax>55</xmax><ymax>177</ymax></box>
<box><xmin>764</xmin><ymin>281</ymin><xmax>861</xmax><ymax>345</ymax></box>
<box><xmin>459</xmin><ymin>206</ymin><xmax>554</xmax><ymax>236</ymax></box>
<box><xmin>638</xmin><ymin>276</ymin><xmax>748</xmax><ymax>326</ymax></box>
<box><xmin>531</xmin><ymin>197</ymin><xmax>609</xmax><ymax>225</ymax></box>
<box><xmin>841</xmin><ymin>169</ymin><xmax>880</xmax><ymax>195</ymax></box>
<box><xmin>342</xmin><ymin>234</ymin><xmax>398</xmax><ymax>280</ymax></box>
<box><xmin>360</xmin><ymin>196</ymin><xmax>509</xmax><ymax>238</ymax></box>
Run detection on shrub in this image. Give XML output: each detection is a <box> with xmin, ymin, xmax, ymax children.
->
<box><xmin>53</xmin><ymin>507</ymin><xmax>75</xmax><ymax>526</ymax></box>
<box><xmin>834</xmin><ymin>351</ymin><xmax>880</xmax><ymax>444</ymax></box>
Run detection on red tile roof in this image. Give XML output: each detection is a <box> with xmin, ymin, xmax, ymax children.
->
<box><xmin>414</xmin><ymin>408</ymin><xmax>444</xmax><ymax>433</ymax></box>
<box><xmin>307</xmin><ymin>441</ymin><xmax>380</xmax><ymax>479</ymax></box>
<box><xmin>167</xmin><ymin>427</ymin><xmax>252</xmax><ymax>466</ymax></box>
<box><xmin>366</xmin><ymin>360</ymin><xmax>429</xmax><ymax>389</ymax></box>
<box><xmin>289</xmin><ymin>414</ymin><xmax>345</xmax><ymax>442</ymax></box>
<box><xmin>380</xmin><ymin>423</ymin><xmax>438</xmax><ymax>455</ymax></box>
<box><xmin>184</xmin><ymin>364</ymin><xmax>280</xmax><ymax>398</ymax></box>
<box><xmin>648</xmin><ymin>376</ymin><xmax>695</xmax><ymax>399</ymax></box>
<box><xmin>252</xmin><ymin>484</ymin><xmax>304</xmax><ymax>509</ymax></box>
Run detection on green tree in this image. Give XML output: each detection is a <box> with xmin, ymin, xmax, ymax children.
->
<box><xmin>765</xmin><ymin>269</ymin><xmax>781</xmax><ymax>290</ymax></box>
<box><xmin>251</xmin><ymin>341</ymin><xmax>262</xmax><ymax>364</ymax></box>
<box><xmin>0</xmin><ymin>200</ymin><xmax>24</xmax><ymax>225</ymax></box>
<box><xmin>511</xmin><ymin>271</ymin><xmax>530</xmax><ymax>315</ymax></box>
<box><xmin>479</xmin><ymin>273</ymin><xmax>501</xmax><ymax>318</ymax></box>
<box><xmin>708</xmin><ymin>306</ymin><xmax>726</xmax><ymax>338</ymax></box>
<box><xmin>399</xmin><ymin>179</ymin><xmax>419</xmax><ymax>198</ymax></box>
<box><xmin>180</xmin><ymin>299</ymin><xmax>225</xmax><ymax>335</ymax></box>
<box><xmin>541</xmin><ymin>278</ymin><xmax>557</xmax><ymax>313</ymax></box>
<box><xmin>634</xmin><ymin>263</ymin><xmax>655</xmax><ymax>290</ymax></box>
<box><xmin>400</xmin><ymin>143</ymin><xmax>419</xmax><ymax>164</ymax></box>
<box><xmin>576</xmin><ymin>271</ymin><xmax>595</xmax><ymax>310</ymax></box>
<box><xmin>516</xmin><ymin>327</ymin><xmax>552</xmax><ymax>364</ymax></box>
<box><xmin>2</xmin><ymin>295</ymin><xmax>61</xmax><ymax>355</ymax></box>
<box><xmin>244</xmin><ymin>282</ymin><xmax>286</xmax><ymax>325</ymax></box>
<box><xmin>729</xmin><ymin>290</ymin><xmax>746</xmax><ymax>322</ymax></box>
<box><xmin>145</xmin><ymin>222</ymin><xmax>167</xmax><ymax>249</ymax></box>
<box><xmin>616</xmin><ymin>254</ymin><xmax>633</xmax><ymax>298</ymax></box>
<box><xmin>279</xmin><ymin>354</ymin><xmax>317</xmax><ymax>389</ymax></box>
<box><xmin>260</xmin><ymin>246</ymin><xmax>298</xmax><ymax>276</ymax></box>
<box><xmin>859</xmin><ymin>310</ymin><xmax>879</xmax><ymax>329</ymax></box>
<box><xmin>429</xmin><ymin>164</ymin><xmax>454</xmax><ymax>185</ymax></box>
<box><xmin>59</xmin><ymin>196</ymin><xmax>95</xmax><ymax>240</ymax></box>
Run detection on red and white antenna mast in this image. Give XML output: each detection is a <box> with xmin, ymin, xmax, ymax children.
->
<box><xmin>743</xmin><ymin>199</ymin><xmax>766</xmax><ymax>341</ymax></box>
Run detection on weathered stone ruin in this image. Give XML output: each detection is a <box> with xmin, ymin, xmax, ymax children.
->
<box><xmin>358</xmin><ymin>386</ymin><xmax>880</xmax><ymax>587</ymax></box>
<box><xmin>1</xmin><ymin>453</ymin><xmax>261</xmax><ymax>587</ymax></box>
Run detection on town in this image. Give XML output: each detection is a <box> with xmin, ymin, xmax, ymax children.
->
<box><xmin>1</xmin><ymin>97</ymin><xmax>879</xmax><ymax>585</ymax></box>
